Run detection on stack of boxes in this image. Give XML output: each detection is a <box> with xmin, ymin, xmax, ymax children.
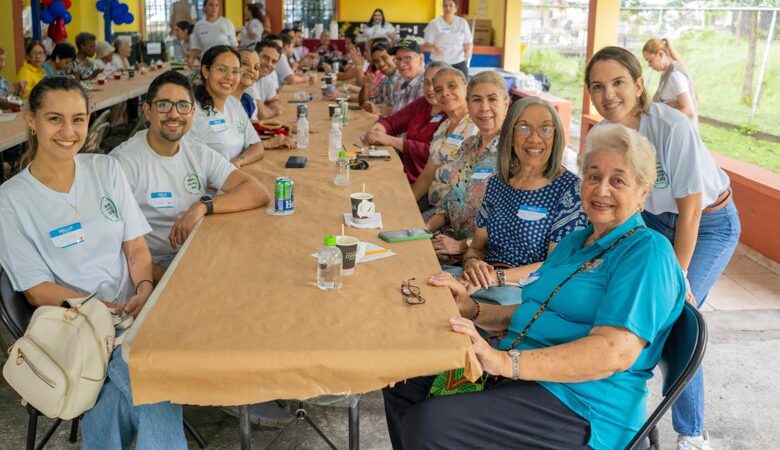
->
<box><xmin>471</xmin><ymin>19</ymin><xmax>492</xmax><ymax>46</ymax></box>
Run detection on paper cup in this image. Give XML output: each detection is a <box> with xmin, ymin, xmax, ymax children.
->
<box><xmin>335</xmin><ymin>236</ymin><xmax>366</xmax><ymax>275</ymax></box>
<box><xmin>350</xmin><ymin>193</ymin><xmax>375</xmax><ymax>222</ymax></box>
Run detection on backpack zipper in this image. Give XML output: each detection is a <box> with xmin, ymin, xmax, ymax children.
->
<box><xmin>16</xmin><ymin>349</ymin><xmax>56</xmax><ymax>389</ymax></box>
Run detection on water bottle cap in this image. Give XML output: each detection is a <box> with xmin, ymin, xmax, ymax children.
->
<box><xmin>324</xmin><ymin>235</ymin><xmax>337</xmax><ymax>246</ymax></box>
<box><xmin>338</xmin><ymin>150</ymin><xmax>347</xmax><ymax>158</ymax></box>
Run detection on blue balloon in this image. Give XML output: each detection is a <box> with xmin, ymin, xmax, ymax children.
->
<box><xmin>49</xmin><ymin>0</ymin><xmax>66</xmax><ymax>17</ymax></box>
<box><xmin>96</xmin><ymin>0</ymin><xmax>106</xmax><ymax>12</ymax></box>
<box><xmin>63</xmin><ymin>11</ymin><xmax>72</xmax><ymax>24</ymax></box>
<box><xmin>41</xmin><ymin>8</ymin><xmax>55</xmax><ymax>24</ymax></box>
<box><xmin>111</xmin><ymin>7</ymin><xmax>123</xmax><ymax>22</ymax></box>
<box><xmin>117</xmin><ymin>3</ymin><xmax>129</xmax><ymax>14</ymax></box>
<box><xmin>124</xmin><ymin>12</ymin><xmax>134</xmax><ymax>24</ymax></box>
<box><xmin>109</xmin><ymin>0</ymin><xmax>120</xmax><ymax>8</ymax></box>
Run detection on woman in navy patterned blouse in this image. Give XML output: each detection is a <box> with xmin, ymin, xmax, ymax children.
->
<box><xmin>458</xmin><ymin>97</ymin><xmax>588</xmax><ymax>305</ymax></box>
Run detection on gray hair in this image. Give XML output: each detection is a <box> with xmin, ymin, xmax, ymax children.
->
<box><xmin>496</xmin><ymin>97</ymin><xmax>565</xmax><ymax>183</ymax></box>
<box><xmin>424</xmin><ymin>61</ymin><xmax>451</xmax><ymax>76</ymax></box>
<box><xmin>581</xmin><ymin>123</ymin><xmax>657</xmax><ymax>193</ymax></box>
<box><xmin>432</xmin><ymin>66</ymin><xmax>467</xmax><ymax>86</ymax></box>
<box><xmin>467</xmin><ymin>70</ymin><xmax>508</xmax><ymax>101</ymax></box>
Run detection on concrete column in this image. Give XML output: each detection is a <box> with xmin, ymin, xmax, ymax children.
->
<box><xmin>502</xmin><ymin>0</ymin><xmax>521</xmax><ymax>71</ymax></box>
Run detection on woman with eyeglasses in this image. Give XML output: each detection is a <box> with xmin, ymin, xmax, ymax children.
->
<box><xmin>16</xmin><ymin>41</ymin><xmax>47</xmax><ymax>99</ymax></box>
<box><xmin>190</xmin><ymin>46</ymin><xmax>264</xmax><ymax>168</ymax></box>
<box><xmin>0</xmin><ymin>76</ymin><xmax>187</xmax><ymax>450</ymax></box>
<box><xmin>458</xmin><ymin>97</ymin><xmax>587</xmax><ymax>305</ymax></box>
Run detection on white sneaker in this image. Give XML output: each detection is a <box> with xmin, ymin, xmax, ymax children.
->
<box><xmin>677</xmin><ymin>431</ymin><xmax>712</xmax><ymax>450</ymax></box>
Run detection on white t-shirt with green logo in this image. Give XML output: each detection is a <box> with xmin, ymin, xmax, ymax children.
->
<box><xmin>110</xmin><ymin>130</ymin><xmax>236</xmax><ymax>266</ymax></box>
<box><xmin>0</xmin><ymin>154</ymin><xmax>151</xmax><ymax>303</ymax></box>
<box><xmin>191</xmin><ymin>95</ymin><xmax>261</xmax><ymax>161</ymax></box>
<box><xmin>638</xmin><ymin>102</ymin><xmax>729</xmax><ymax>214</ymax></box>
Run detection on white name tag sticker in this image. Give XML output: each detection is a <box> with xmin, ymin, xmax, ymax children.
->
<box><xmin>49</xmin><ymin>222</ymin><xmax>85</xmax><ymax>248</ymax></box>
<box><xmin>430</xmin><ymin>113</ymin><xmax>444</xmax><ymax>123</ymax></box>
<box><xmin>150</xmin><ymin>192</ymin><xmax>175</xmax><ymax>209</ymax></box>
<box><xmin>208</xmin><ymin>118</ymin><xmax>228</xmax><ymax>133</ymax></box>
<box><xmin>445</xmin><ymin>133</ymin><xmax>465</xmax><ymax>147</ymax></box>
<box><xmin>470</xmin><ymin>167</ymin><xmax>493</xmax><ymax>180</ymax></box>
<box><xmin>517</xmin><ymin>205</ymin><xmax>548</xmax><ymax>221</ymax></box>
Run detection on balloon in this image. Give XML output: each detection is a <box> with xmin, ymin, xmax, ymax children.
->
<box><xmin>111</xmin><ymin>7</ymin><xmax>123</xmax><ymax>22</ymax></box>
<box><xmin>117</xmin><ymin>3</ymin><xmax>129</xmax><ymax>14</ymax></box>
<box><xmin>96</xmin><ymin>0</ymin><xmax>106</xmax><ymax>12</ymax></box>
<box><xmin>110</xmin><ymin>0</ymin><xmax>120</xmax><ymax>8</ymax></box>
<box><xmin>63</xmin><ymin>11</ymin><xmax>72</xmax><ymax>25</ymax></box>
<box><xmin>62</xmin><ymin>0</ymin><xmax>72</xmax><ymax>9</ymax></box>
<box><xmin>49</xmin><ymin>18</ymin><xmax>68</xmax><ymax>43</ymax></box>
<box><xmin>42</xmin><ymin>0</ymin><xmax>54</xmax><ymax>7</ymax></box>
<box><xmin>41</xmin><ymin>8</ymin><xmax>55</xmax><ymax>24</ymax></box>
<box><xmin>48</xmin><ymin>0</ymin><xmax>66</xmax><ymax>18</ymax></box>
<box><xmin>124</xmin><ymin>12</ymin><xmax>134</xmax><ymax>24</ymax></box>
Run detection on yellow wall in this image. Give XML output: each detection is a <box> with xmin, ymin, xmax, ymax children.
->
<box><xmin>338</xmin><ymin>0</ymin><xmax>436</xmax><ymax>24</ymax></box>
<box><xmin>0</xmin><ymin>8</ymin><xmax>17</xmax><ymax>82</ymax></box>
<box><xmin>225</xmin><ymin>0</ymin><xmax>243</xmax><ymax>31</ymax></box>
<box><xmin>114</xmin><ymin>0</ymin><xmax>142</xmax><ymax>34</ymax></box>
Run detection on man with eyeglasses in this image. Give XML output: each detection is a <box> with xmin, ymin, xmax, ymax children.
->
<box><xmin>110</xmin><ymin>70</ymin><xmax>270</xmax><ymax>282</ymax></box>
<box><xmin>358</xmin><ymin>42</ymin><xmax>400</xmax><ymax>117</ymax></box>
<box><xmin>389</xmin><ymin>40</ymin><xmax>426</xmax><ymax>114</ymax></box>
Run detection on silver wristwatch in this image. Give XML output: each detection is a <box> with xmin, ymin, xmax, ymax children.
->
<box><xmin>508</xmin><ymin>349</ymin><xmax>521</xmax><ymax>380</ymax></box>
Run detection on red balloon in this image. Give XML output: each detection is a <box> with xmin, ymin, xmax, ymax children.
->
<box><xmin>62</xmin><ymin>0</ymin><xmax>72</xmax><ymax>9</ymax></box>
<box><xmin>41</xmin><ymin>0</ymin><xmax>54</xmax><ymax>6</ymax></box>
<box><xmin>48</xmin><ymin>18</ymin><xmax>68</xmax><ymax>44</ymax></box>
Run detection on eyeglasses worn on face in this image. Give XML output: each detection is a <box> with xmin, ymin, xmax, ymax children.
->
<box><xmin>401</xmin><ymin>278</ymin><xmax>426</xmax><ymax>305</ymax></box>
<box><xmin>514</xmin><ymin>124</ymin><xmax>555</xmax><ymax>139</ymax></box>
<box><xmin>212</xmin><ymin>64</ymin><xmax>242</xmax><ymax>76</ymax></box>
<box><xmin>152</xmin><ymin>100</ymin><xmax>194</xmax><ymax>114</ymax></box>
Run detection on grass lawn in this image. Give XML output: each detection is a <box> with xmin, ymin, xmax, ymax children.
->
<box><xmin>699</xmin><ymin>123</ymin><xmax>780</xmax><ymax>173</ymax></box>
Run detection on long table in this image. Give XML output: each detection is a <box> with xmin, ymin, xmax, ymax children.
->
<box><xmin>124</xmin><ymin>80</ymin><xmax>480</xmax><ymax>447</ymax></box>
<box><xmin>0</xmin><ymin>68</ymin><xmax>171</xmax><ymax>152</ymax></box>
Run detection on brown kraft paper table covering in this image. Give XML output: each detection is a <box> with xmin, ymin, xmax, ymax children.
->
<box><xmin>124</xmin><ymin>79</ymin><xmax>481</xmax><ymax>406</ymax></box>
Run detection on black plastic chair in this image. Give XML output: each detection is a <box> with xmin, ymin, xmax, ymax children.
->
<box><xmin>625</xmin><ymin>302</ymin><xmax>708</xmax><ymax>450</ymax></box>
<box><xmin>0</xmin><ymin>267</ymin><xmax>208</xmax><ymax>449</ymax></box>
<box><xmin>0</xmin><ymin>267</ymin><xmax>79</xmax><ymax>450</ymax></box>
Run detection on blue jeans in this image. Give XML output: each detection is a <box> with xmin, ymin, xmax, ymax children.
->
<box><xmin>642</xmin><ymin>201</ymin><xmax>740</xmax><ymax>436</ymax></box>
<box><xmin>443</xmin><ymin>266</ymin><xmax>524</xmax><ymax>305</ymax></box>
<box><xmin>82</xmin><ymin>346</ymin><xmax>187</xmax><ymax>450</ymax></box>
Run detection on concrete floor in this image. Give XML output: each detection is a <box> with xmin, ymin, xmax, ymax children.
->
<box><xmin>1</xmin><ymin>249</ymin><xmax>778</xmax><ymax>450</ymax></box>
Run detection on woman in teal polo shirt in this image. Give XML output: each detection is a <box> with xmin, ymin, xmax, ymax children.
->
<box><xmin>383</xmin><ymin>123</ymin><xmax>685</xmax><ymax>450</ymax></box>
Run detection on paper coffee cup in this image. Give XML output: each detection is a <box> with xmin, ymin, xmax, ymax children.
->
<box><xmin>336</xmin><ymin>236</ymin><xmax>366</xmax><ymax>275</ymax></box>
<box><xmin>350</xmin><ymin>193</ymin><xmax>375</xmax><ymax>222</ymax></box>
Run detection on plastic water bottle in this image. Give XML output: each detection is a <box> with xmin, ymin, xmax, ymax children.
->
<box><xmin>296</xmin><ymin>115</ymin><xmax>309</xmax><ymax>149</ymax></box>
<box><xmin>328</xmin><ymin>121</ymin><xmax>342</xmax><ymax>162</ymax></box>
<box><xmin>317</xmin><ymin>235</ymin><xmax>342</xmax><ymax>291</ymax></box>
<box><xmin>334</xmin><ymin>150</ymin><xmax>350</xmax><ymax>185</ymax></box>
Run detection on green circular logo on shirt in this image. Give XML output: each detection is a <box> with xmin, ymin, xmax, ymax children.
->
<box><xmin>654</xmin><ymin>161</ymin><xmax>670</xmax><ymax>189</ymax></box>
<box><xmin>183</xmin><ymin>172</ymin><xmax>201</xmax><ymax>194</ymax></box>
<box><xmin>100</xmin><ymin>196</ymin><xmax>120</xmax><ymax>222</ymax></box>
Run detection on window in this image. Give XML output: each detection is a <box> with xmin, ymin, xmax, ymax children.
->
<box><xmin>283</xmin><ymin>0</ymin><xmax>335</xmax><ymax>29</ymax></box>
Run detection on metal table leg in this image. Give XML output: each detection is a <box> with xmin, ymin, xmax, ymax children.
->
<box><xmin>348</xmin><ymin>400</ymin><xmax>360</xmax><ymax>450</ymax></box>
<box><xmin>239</xmin><ymin>404</ymin><xmax>252</xmax><ymax>450</ymax></box>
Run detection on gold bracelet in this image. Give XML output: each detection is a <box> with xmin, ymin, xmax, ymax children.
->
<box><xmin>470</xmin><ymin>299</ymin><xmax>481</xmax><ymax>322</ymax></box>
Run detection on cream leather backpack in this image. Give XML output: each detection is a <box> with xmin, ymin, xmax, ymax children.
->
<box><xmin>3</xmin><ymin>295</ymin><xmax>116</xmax><ymax>420</ymax></box>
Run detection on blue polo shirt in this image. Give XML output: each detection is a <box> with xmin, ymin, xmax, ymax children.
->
<box><xmin>498</xmin><ymin>213</ymin><xmax>684</xmax><ymax>450</ymax></box>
